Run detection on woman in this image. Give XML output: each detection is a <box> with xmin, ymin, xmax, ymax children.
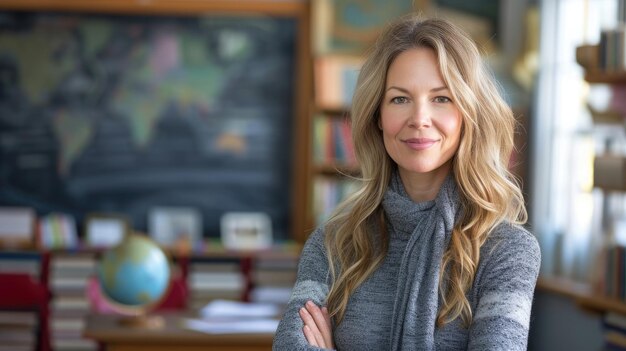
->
<box><xmin>273</xmin><ymin>15</ymin><xmax>540</xmax><ymax>351</ymax></box>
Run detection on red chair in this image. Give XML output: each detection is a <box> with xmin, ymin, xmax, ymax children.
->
<box><xmin>0</xmin><ymin>272</ymin><xmax>51</xmax><ymax>351</ymax></box>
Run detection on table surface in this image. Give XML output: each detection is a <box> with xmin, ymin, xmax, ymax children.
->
<box><xmin>83</xmin><ymin>312</ymin><xmax>276</xmax><ymax>350</ymax></box>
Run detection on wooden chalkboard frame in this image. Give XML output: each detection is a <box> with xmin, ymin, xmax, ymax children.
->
<box><xmin>0</xmin><ymin>0</ymin><xmax>312</xmax><ymax>244</ymax></box>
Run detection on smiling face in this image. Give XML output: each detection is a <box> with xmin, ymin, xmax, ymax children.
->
<box><xmin>380</xmin><ymin>47</ymin><xmax>462</xmax><ymax>187</ymax></box>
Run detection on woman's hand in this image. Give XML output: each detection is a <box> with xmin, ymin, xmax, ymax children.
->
<box><xmin>299</xmin><ymin>300</ymin><xmax>334</xmax><ymax>349</ymax></box>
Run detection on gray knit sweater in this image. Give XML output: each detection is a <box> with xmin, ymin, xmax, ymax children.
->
<box><xmin>273</xmin><ymin>176</ymin><xmax>541</xmax><ymax>350</ymax></box>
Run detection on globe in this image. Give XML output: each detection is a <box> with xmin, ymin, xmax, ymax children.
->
<box><xmin>97</xmin><ymin>233</ymin><xmax>171</xmax><ymax>327</ymax></box>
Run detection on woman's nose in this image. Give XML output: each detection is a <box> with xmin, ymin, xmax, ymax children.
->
<box><xmin>408</xmin><ymin>103</ymin><xmax>431</xmax><ymax>128</ymax></box>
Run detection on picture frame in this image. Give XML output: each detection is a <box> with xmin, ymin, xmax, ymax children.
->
<box><xmin>85</xmin><ymin>214</ymin><xmax>129</xmax><ymax>248</ymax></box>
<box><xmin>148</xmin><ymin>207</ymin><xmax>203</xmax><ymax>248</ymax></box>
<box><xmin>220</xmin><ymin>212</ymin><xmax>273</xmax><ymax>250</ymax></box>
<box><xmin>0</xmin><ymin>207</ymin><xmax>36</xmax><ymax>249</ymax></box>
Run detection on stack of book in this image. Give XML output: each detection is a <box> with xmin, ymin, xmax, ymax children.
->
<box><xmin>250</xmin><ymin>256</ymin><xmax>298</xmax><ymax>306</ymax></box>
<box><xmin>604</xmin><ymin>312</ymin><xmax>626</xmax><ymax>350</ymax></box>
<box><xmin>0</xmin><ymin>251</ymin><xmax>41</xmax><ymax>280</ymax></box>
<box><xmin>187</xmin><ymin>258</ymin><xmax>245</xmax><ymax>310</ymax></box>
<box><xmin>0</xmin><ymin>251</ymin><xmax>44</xmax><ymax>350</ymax></box>
<box><xmin>49</xmin><ymin>253</ymin><xmax>97</xmax><ymax>351</ymax></box>
<box><xmin>0</xmin><ymin>311</ymin><xmax>38</xmax><ymax>351</ymax></box>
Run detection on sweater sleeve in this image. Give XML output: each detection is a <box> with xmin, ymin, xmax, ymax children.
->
<box><xmin>273</xmin><ymin>228</ymin><xmax>333</xmax><ymax>350</ymax></box>
<box><xmin>467</xmin><ymin>225</ymin><xmax>541</xmax><ymax>351</ymax></box>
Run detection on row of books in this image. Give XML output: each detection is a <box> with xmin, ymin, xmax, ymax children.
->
<box><xmin>602</xmin><ymin>245</ymin><xmax>626</xmax><ymax>301</ymax></box>
<box><xmin>312</xmin><ymin>176</ymin><xmax>360</xmax><ymax>226</ymax></box>
<box><xmin>312</xmin><ymin>115</ymin><xmax>356</xmax><ymax>167</ymax></box>
<box><xmin>314</xmin><ymin>55</ymin><xmax>362</xmax><ymax>111</ymax></box>
<box><xmin>599</xmin><ymin>27</ymin><xmax>626</xmax><ymax>73</ymax></box>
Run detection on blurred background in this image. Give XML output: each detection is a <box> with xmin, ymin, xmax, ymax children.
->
<box><xmin>0</xmin><ymin>0</ymin><xmax>623</xmax><ymax>350</ymax></box>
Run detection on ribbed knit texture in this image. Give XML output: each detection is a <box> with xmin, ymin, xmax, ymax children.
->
<box><xmin>385</xmin><ymin>173</ymin><xmax>458</xmax><ymax>350</ymax></box>
<box><xmin>273</xmin><ymin>174</ymin><xmax>540</xmax><ymax>350</ymax></box>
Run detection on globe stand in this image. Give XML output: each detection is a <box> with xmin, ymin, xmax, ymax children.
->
<box><xmin>98</xmin><ymin>233</ymin><xmax>173</xmax><ymax>331</ymax></box>
<box><xmin>118</xmin><ymin>314</ymin><xmax>165</xmax><ymax>329</ymax></box>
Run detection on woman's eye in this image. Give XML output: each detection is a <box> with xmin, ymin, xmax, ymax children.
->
<box><xmin>391</xmin><ymin>96</ymin><xmax>408</xmax><ymax>104</ymax></box>
<box><xmin>433</xmin><ymin>96</ymin><xmax>452</xmax><ymax>103</ymax></box>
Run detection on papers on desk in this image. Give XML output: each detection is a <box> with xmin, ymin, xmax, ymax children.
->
<box><xmin>184</xmin><ymin>300</ymin><xmax>281</xmax><ymax>334</ymax></box>
<box><xmin>200</xmin><ymin>299</ymin><xmax>281</xmax><ymax>319</ymax></box>
<box><xmin>185</xmin><ymin>317</ymin><xmax>279</xmax><ymax>334</ymax></box>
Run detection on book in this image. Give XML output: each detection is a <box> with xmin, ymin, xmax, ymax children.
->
<box><xmin>312</xmin><ymin>115</ymin><xmax>356</xmax><ymax>166</ymax></box>
<box><xmin>314</xmin><ymin>55</ymin><xmax>363</xmax><ymax>110</ymax></box>
<box><xmin>0</xmin><ymin>251</ymin><xmax>42</xmax><ymax>280</ymax></box>
<box><xmin>594</xmin><ymin>155</ymin><xmax>626</xmax><ymax>191</ymax></box>
<box><xmin>39</xmin><ymin>213</ymin><xmax>78</xmax><ymax>249</ymax></box>
<box><xmin>0</xmin><ymin>311</ymin><xmax>37</xmax><ymax>351</ymax></box>
<box><xmin>312</xmin><ymin>176</ymin><xmax>360</xmax><ymax>225</ymax></box>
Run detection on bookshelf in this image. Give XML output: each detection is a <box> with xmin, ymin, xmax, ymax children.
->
<box><xmin>305</xmin><ymin>48</ymin><xmax>364</xmax><ymax>230</ymax></box>
<box><xmin>0</xmin><ymin>244</ymin><xmax>300</xmax><ymax>351</ymax></box>
<box><xmin>567</xmin><ymin>37</ymin><xmax>626</xmax><ymax>350</ymax></box>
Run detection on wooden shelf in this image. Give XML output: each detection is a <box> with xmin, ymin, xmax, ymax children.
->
<box><xmin>576</xmin><ymin>294</ymin><xmax>626</xmax><ymax>315</ymax></box>
<box><xmin>577</xmin><ymin>45</ymin><xmax>626</xmax><ymax>83</ymax></box>
<box><xmin>536</xmin><ymin>276</ymin><xmax>591</xmax><ymax>299</ymax></box>
<box><xmin>313</xmin><ymin>164</ymin><xmax>360</xmax><ymax>176</ymax></box>
<box><xmin>584</xmin><ymin>71</ymin><xmax>626</xmax><ymax>84</ymax></box>
<box><xmin>0</xmin><ymin>0</ymin><xmax>306</xmax><ymax>16</ymax></box>
<box><xmin>537</xmin><ymin>276</ymin><xmax>626</xmax><ymax>316</ymax></box>
<box><xmin>314</xmin><ymin>106</ymin><xmax>351</xmax><ymax>117</ymax></box>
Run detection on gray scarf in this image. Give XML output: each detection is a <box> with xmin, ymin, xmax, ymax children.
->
<box><xmin>382</xmin><ymin>172</ymin><xmax>459</xmax><ymax>350</ymax></box>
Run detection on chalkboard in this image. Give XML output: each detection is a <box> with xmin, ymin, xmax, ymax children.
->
<box><xmin>0</xmin><ymin>11</ymin><xmax>297</xmax><ymax>240</ymax></box>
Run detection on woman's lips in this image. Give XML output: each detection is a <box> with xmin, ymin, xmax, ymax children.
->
<box><xmin>403</xmin><ymin>138</ymin><xmax>438</xmax><ymax>150</ymax></box>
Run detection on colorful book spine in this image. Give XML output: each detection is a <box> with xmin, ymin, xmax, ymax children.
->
<box><xmin>312</xmin><ymin>177</ymin><xmax>359</xmax><ymax>226</ymax></box>
<box><xmin>312</xmin><ymin>115</ymin><xmax>356</xmax><ymax>167</ymax></box>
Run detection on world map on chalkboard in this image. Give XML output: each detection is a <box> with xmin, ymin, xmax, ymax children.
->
<box><xmin>0</xmin><ymin>12</ymin><xmax>296</xmax><ymax>239</ymax></box>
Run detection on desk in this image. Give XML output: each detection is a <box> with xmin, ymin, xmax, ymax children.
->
<box><xmin>83</xmin><ymin>312</ymin><xmax>274</xmax><ymax>351</ymax></box>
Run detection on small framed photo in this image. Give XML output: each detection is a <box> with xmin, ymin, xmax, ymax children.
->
<box><xmin>220</xmin><ymin>212</ymin><xmax>272</xmax><ymax>250</ymax></box>
<box><xmin>0</xmin><ymin>207</ymin><xmax>36</xmax><ymax>249</ymax></box>
<box><xmin>148</xmin><ymin>207</ymin><xmax>202</xmax><ymax>248</ymax></box>
<box><xmin>85</xmin><ymin>214</ymin><xmax>129</xmax><ymax>248</ymax></box>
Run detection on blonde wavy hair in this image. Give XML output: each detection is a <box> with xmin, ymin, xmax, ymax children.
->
<box><xmin>323</xmin><ymin>15</ymin><xmax>527</xmax><ymax>327</ymax></box>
